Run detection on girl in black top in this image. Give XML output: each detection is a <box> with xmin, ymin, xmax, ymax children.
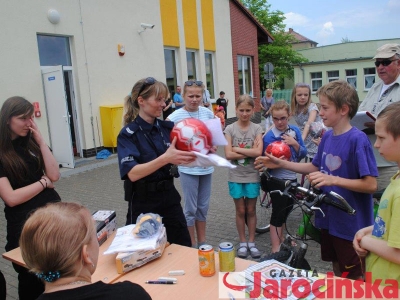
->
<box><xmin>0</xmin><ymin>96</ymin><xmax>61</xmax><ymax>300</ymax></box>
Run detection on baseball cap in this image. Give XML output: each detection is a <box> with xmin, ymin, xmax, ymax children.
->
<box><xmin>218</xmin><ymin>106</ymin><xmax>224</xmax><ymax>111</ymax></box>
<box><xmin>373</xmin><ymin>44</ymin><xmax>400</xmax><ymax>59</ymax></box>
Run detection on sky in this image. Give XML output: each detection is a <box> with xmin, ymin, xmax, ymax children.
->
<box><xmin>266</xmin><ymin>0</ymin><xmax>400</xmax><ymax>46</ymax></box>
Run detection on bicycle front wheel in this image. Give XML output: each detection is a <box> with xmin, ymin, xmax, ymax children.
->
<box><xmin>256</xmin><ymin>191</ymin><xmax>272</xmax><ymax>234</ymax></box>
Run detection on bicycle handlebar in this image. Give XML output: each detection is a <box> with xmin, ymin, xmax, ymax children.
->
<box><xmin>262</xmin><ymin>171</ymin><xmax>356</xmax><ymax>215</ymax></box>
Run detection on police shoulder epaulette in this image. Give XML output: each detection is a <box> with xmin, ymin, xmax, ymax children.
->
<box><xmin>125</xmin><ymin>122</ymin><xmax>139</xmax><ymax>135</ymax></box>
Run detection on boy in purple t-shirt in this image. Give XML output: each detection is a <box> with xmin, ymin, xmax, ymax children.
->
<box><xmin>255</xmin><ymin>80</ymin><xmax>378</xmax><ymax>279</ymax></box>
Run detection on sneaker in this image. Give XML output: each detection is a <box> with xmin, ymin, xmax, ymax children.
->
<box><xmin>248</xmin><ymin>242</ymin><xmax>262</xmax><ymax>259</ymax></box>
<box><xmin>237</xmin><ymin>242</ymin><xmax>249</xmax><ymax>258</ymax></box>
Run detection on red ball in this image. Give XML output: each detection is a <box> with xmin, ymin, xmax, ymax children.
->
<box><xmin>170</xmin><ymin>118</ymin><xmax>212</xmax><ymax>154</ymax></box>
<box><xmin>265</xmin><ymin>141</ymin><xmax>291</xmax><ymax>161</ymax></box>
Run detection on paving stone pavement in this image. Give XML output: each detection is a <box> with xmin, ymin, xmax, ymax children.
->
<box><xmin>0</xmin><ymin>149</ymin><xmax>331</xmax><ymax>299</ymax></box>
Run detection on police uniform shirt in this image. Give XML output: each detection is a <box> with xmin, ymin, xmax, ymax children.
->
<box><xmin>117</xmin><ymin>115</ymin><xmax>173</xmax><ymax>182</ymax></box>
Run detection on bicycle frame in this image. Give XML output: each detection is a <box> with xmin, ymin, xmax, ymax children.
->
<box><xmin>297</xmin><ymin>212</ymin><xmax>321</xmax><ymax>244</ymax></box>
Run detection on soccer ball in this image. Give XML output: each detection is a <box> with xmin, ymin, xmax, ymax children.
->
<box><xmin>265</xmin><ymin>141</ymin><xmax>291</xmax><ymax>161</ymax></box>
<box><xmin>170</xmin><ymin>118</ymin><xmax>212</xmax><ymax>154</ymax></box>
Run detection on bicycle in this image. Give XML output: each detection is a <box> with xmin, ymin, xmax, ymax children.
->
<box><xmin>259</xmin><ymin>171</ymin><xmax>356</xmax><ymax>270</ymax></box>
<box><xmin>255</xmin><ymin>187</ymin><xmax>272</xmax><ymax>234</ymax></box>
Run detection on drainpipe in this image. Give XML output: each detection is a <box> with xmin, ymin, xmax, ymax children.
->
<box><xmin>79</xmin><ymin>0</ymin><xmax>97</xmax><ymax>154</ymax></box>
<box><xmin>300</xmin><ymin>63</ymin><xmax>305</xmax><ymax>83</ymax></box>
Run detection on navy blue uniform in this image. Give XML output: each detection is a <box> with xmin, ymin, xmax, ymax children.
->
<box><xmin>117</xmin><ymin>116</ymin><xmax>191</xmax><ymax>247</ymax></box>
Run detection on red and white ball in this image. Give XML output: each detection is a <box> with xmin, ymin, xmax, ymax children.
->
<box><xmin>265</xmin><ymin>141</ymin><xmax>291</xmax><ymax>161</ymax></box>
<box><xmin>170</xmin><ymin>118</ymin><xmax>212</xmax><ymax>154</ymax></box>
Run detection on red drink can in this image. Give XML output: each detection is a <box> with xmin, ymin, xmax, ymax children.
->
<box><xmin>198</xmin><ymin>244</ymin><xmax>215</xmax><ymax>277</ymax></box>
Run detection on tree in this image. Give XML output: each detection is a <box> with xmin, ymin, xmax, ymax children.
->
<box><xmin>341</xmin><ymin>36</ymin><xmax>353</xmax><ymax>43</ymax></box>
<box><xmin>240</xmin><ymin>0</ymin><xmax>308</xmax><ymax>89</ymax></box>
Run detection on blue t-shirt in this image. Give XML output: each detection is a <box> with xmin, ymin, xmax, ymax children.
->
<box><xmin>173</xmin><ymin>93</ymin><xmax>183</xmax><ymax>109</ymax></box>
<box><xmin>263</xmin><ymin>125</ymin><xmax>307</xmax><ymax>180</ymax></box>
<box><xmin>312</xmin><ymin>127</ymin><xmax>378</xmax><ymax>241</ymax></box>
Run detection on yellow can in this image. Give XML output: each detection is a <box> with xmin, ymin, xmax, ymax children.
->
<box><xmin>198</xmin><ymin>244</ymin><xmax>215</xmax><ymax>277</ymax></box>
<box><xmin>219</xmin><ymin>242</ymin><xmax>235</xmax><ymax>272</ymax></box>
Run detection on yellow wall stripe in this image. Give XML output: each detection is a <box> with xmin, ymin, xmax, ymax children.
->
<box><xmin>160</xmin><ymin>0</ymin><xmax>180</xmax><ymax>47</ymax></box>
<box><xmin>201</xmin><ymin>0</ymin><xmax>216</xmax><ymax>51</ymax></box>
<box><xmin>182</xmin><ymin>0</ymin><xmax>199</xmax><ymax>49</ymax></box>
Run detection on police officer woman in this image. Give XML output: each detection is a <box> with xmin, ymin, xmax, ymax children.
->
<box><xmin>117</xmin><ymin>77</ymin><xmax>195</xmax><ymax>246</ymax></box>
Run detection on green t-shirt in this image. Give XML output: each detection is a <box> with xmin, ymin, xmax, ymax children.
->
<box><xmin>366</xmin><ymin>171</ymin><xmax>400</xmax><ymax>285</ymax></box>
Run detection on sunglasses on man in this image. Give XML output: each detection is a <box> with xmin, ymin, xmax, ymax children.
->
<box><xmin>374</xmin><ymin>59</ymin><xmax>398</xmax><ymax>67</ymax></box>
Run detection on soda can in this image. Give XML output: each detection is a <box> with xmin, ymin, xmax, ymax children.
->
<box><xmin>219</xmin><ymin>242</ymin><xmax>235</xmax><ymax>272</ymax></box>
<box><xmin>198</xmin><ymin>244</ymin><xmax>215</xmax><ymax>277</ymax></box>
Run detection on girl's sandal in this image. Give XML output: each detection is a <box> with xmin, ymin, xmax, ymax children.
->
<box><xmin>248</xmin><ymin>242</ymin><xmax>262</xmax><ymax>259</ymax></box>
<box><xmin>237</xmin><ymin>242</ymin><xmax>249</xmax><ymax>258</ymax></box>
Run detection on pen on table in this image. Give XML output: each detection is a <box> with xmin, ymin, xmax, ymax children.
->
<box><xmin>145</xmin><ymin>280</ymin><xmax>176</xmax><ymax>284</ymax></box>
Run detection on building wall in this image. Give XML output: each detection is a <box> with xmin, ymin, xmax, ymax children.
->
<box><xmin>294</xmin><ymin>38</ymin><xmax>400</xmax><ymax>102</ymax></box>
<box><xmin>0</xmin><ymin>0</ymin><xmax>236</xmax><ymax>159</ymax></box>
<box><xmin>229</xmin><ymin>1</ymin><xmax>261</xmax><ymax>111</ymax></box>
<box><xmin>0</xmin><ymin>0</ymin><xmax>167</xmax><ymax>152</ymax></box>
<box><xmin>213</xmin><ymin>0</ymin><xmax>235</xmax><ymax>118</ymax></box>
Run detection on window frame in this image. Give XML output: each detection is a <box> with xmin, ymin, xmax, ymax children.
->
<box><xmin>186</xmin><ymin>50</ymin><xmax>198</xmax><ymax>81</ymax></box>
<box><xmin>364</xmin><ymin>68</ymin><xmax>376</xmax><ymax>91</ymax></box>
<box><xmin>237</xmin><ymin>55</ymin><xmax>254</xmax><ymax>96</ymax></box>
<box><xmin>327</xmin><ymin>70</ymin><xmax>339</xmax><ymax>82</ymax></box>
<box><xmin>204</xmin><ymin>52</ymin><xmax>215</xmax><ymax>99</ymax></box>
<box><xmin>346</xmin><ymin>69</ymin><xmax>357</xmax><ymax>89</ymax></box>
<box><xmin>310</xmin><ymin>72</ymin><xmax>322</xmax><ymax>94</ymax></box>
<box><xmin>164</xmin><ymin>48</ymin><xmax>179</xmax><ymax>94</ymax></box>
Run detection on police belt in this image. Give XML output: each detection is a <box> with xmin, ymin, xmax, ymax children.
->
<box><xmin>133</xmin><ymin>178</ymin><xmax>174</xmax><ymax>192</ymax></box>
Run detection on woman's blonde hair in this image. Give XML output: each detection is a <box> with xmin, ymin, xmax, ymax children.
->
<box><xmin>123</xmin><ymin>77</ymin><xmax>168</xmax><ymax>125</ymax></box>
<box><xmin>290</xmin><ymin>83</ymin><xmax>312</xmax><ymax>115</ymax></box>
<box><xmin>20</xmin><ymin>202</ymin><xmax>96</xmax><ymax>282</ymax></box>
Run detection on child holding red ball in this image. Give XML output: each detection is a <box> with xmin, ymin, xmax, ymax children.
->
<box><xmin>261</xmin><ymin>100</ymin><xmax>306</xmax><ymax>253</ymax></box>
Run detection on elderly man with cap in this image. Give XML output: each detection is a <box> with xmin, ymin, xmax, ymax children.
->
<box><xmin>359</xmin><ymin>43</ymin><xmax>400</xmax><ymax>190</ymax></box>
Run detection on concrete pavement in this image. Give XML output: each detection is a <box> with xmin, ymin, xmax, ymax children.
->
<box><xmin>0</xmin><ymin>149</ymin><xmax>331</xmax><ymax>299</ymax></box>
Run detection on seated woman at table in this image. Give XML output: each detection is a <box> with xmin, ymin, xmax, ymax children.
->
<box><xmin>19</xmin><ymin>202</ymin><xmax>152</xmax><ymax>300</ymax></box>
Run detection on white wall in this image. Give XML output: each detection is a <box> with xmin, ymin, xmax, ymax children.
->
<box><xmin>213</xmin><ymin>0</ymin><xmax>235</xmax><ymax>117</ymax></box>
<box><xmin>0</xmin><ymin>0</ymin><xmax>236</xmax><ymax>151</ymax></box>
<box><xmin>0</xmin><ymin>0</ymin><xmax>166</xmax><ymax>149</ymax></box>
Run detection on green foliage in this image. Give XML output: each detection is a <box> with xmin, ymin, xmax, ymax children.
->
<box><xmin>240</xmin><ymin>0</ymin><xmax>308</xmax><ymax>89</ymax></box>
<box><xmin>341</xmin><ymin>36</ymin><xmax>353</xmax><ymax>43</ymax></box>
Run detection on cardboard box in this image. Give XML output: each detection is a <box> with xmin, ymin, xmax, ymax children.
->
<box><xmin>92</xmin><ymin>210</ymin><xmax>117</xmax><ymax>246</ymax></box>
<box><xmin>116</xmin><ymin>226</ymin><xmax>167</xmax><ymax>274</ymax></box>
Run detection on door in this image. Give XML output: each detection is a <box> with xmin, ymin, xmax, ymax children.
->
<box><xmin>41</xmin><ymin>66</ymin><xmax>75</xmax><ymax>168</ymax></box>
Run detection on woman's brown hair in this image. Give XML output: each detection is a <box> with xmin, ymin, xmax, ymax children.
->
<box><xmin>0</xmin><ymin>96</ymin><xmax>44</xmax><ymax>186</ymax></box>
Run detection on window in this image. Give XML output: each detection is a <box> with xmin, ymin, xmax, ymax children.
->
<box><xmin>37</xmin><ymin>35</ymin><xmax>71</xmax><ymax>66</ymax></box>
<box><xmin>327</xmin><ymin>71</ymin><xmax>339</xmax><ymax>82</ymax></box>
<box><xmin>237</xmin><ymin>55</ymin><xmax>253</xmax><ymax>96</ymax></box>
<box><xmin>204</xmin><ymin>52</ymin><xmax>215</xmax><ymax>98</ymax></box>
<box><xmin>346</xmin><ymin>69</ymin><xmax>357</xmax><ymax>89</ymax></box>
<box><xmin>311</xmin><ymin>72</ymin><xmax>322</xmax><ymax>93</ymax></box>
<box><xmin>186</xmin><ymin>51</ymin><xmax>197</xmax><ymax>80</ymax></box>
<box><xmin>164</xmin><ymin>49</ymin><xmax>177</xmax><ymax>94</ymax></box>
<box><xmin>364</xmin><ymin>68</ymin><xmax>376</xmax><ymax>90</ymax></box>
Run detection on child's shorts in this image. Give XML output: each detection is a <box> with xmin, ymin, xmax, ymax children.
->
<box><xmin>320</xmin><ymin>229</ymin><xmax>364</xmax><ymax>279</ymax></box>
<box><xmin>228</xmin><ymin>182</ymin><xmax>260</xmax><ymax>199</ymax></box>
